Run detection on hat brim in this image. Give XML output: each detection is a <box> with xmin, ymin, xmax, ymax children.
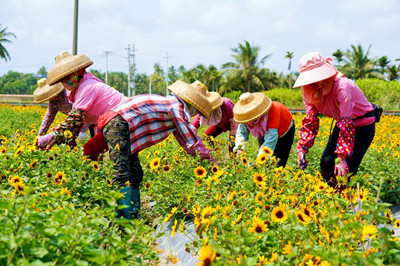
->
<box><xmin>207</xmin><ymin>92</ymin><xmax>223</xmax><ymax>111</ymax></box>
<box><xmin>233</xmin><ymin>93</ymin><xmax>272</xmax><ymax>124</ymax></box>
<box><xmin>47</xmin><ymin>54</ymin><xmax>93</xmax><ymax>85</ymax></box>
<box><xmin>33</xmin><ymin>83</ymin><xmax>65</xmax><ymax>103</ymax></box>
<box><xmin>168</xmin><ymin>81</ymin><xmax>212</xmax><ymax>118</ymax></box>
<box><xmin>293</xmin><ymin>63</ymin><xmax>337</xmax><ymax>88</ymax></box>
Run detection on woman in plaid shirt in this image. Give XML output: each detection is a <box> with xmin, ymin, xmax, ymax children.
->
<box><xmin>93</xmin><ymin>80</ymin><xmax>215</xmax><ymax>219</ymax></box>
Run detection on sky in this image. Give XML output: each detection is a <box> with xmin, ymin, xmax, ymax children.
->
<box><xmin>1</xmin><ymin>0</ymin><xmax>399</xmax><ymax>77</ymax></box>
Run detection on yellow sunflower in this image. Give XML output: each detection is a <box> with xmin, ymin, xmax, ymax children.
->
<box><xmin>197</xmin><ymin>245</ymin><xmax>216</xmax><ymax>266</ymax></box>
<box><xmin>63</xmin><ymin>130</ymin><xmax>73</xmax><ymax>139</ymax></box>
<box><xmin>362</xmin><ymin>224</ymin><xmax>377</xmax><ymax>237</ymax></box>
<box><xmin>252</xmin><ymin>172</ymin><xmax>266</xmax><ymax>185</ymax></box>
<box><xmin>60</xmin><ymin>187</ymin><xmax>71</xmax><ymax>196</ymax></box>
<box><xmin>194</xmin><ymin>166</ymin><xmax>207</xmax><ymax>178</ymax></box>
<box><xmin>256</xmin><ymin>153</ymin><xmax>267</xmax><ymax>165</ymax></box>
<box><xmin>249</xmin><ymin>218</ymin><xmax>269</xmax><ymax>234</ymax></box>
<box><xmin>394</xmin><ymin>219</ymin><xmax>400</xmax><ymax>229</ymax></box>
<box><xmin>261</xmin><ymin>146</ymin><xmax>273</xmax><ymax>156</ymax></box>
<box><xmin>150</xmin><ymin>157</ymin><xmax>161</xmax><ymax>170</ymax></box>
<box><xmin>271</xmin><ymin>206</ymin><xmax>288</xmax><ymax>223</ymax></box>
<box><xmin>10</xmin><ymin>175</ymin><xmax>23</xmax><ymax>185</ymax></box>
<box><xmin>14</xmin><ymin>183</ymin><xmax>26</xmax><ymax>195</ymax></box>
<box><xmin>92</xmin><ymin>162</ymin><xmax>100</xmax><ymax>171</ymax></box>
<box><xmin>163</xmin><ymin>164</ymin><xmax>172</xmax><ymax>172</ymax></box>
<box><xmin>211</xmin><ymin>165</ymin><xmax>219</xmax><ymax>174</ymax></box>
<box><xmin>295</xmin><ymin>210</ymin><xmax>311</xmax><ymax>225</ymax></box>
<box><xmin>241</xmin><ymin>156</ymin><xmax>249</xmax><ymax>166</ymax></box>
<box><xmin>315</xmin><ymin>181</ymin><xmax>328</xmax><ymax>192</ymax></box>
<box><xmin>30</xmin><ymin>159</ymin><xmax>38</xmax><ymax>169</ymax></box>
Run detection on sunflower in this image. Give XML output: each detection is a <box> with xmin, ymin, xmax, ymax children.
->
<box><xmin>315</xmin><ymin>181</ymin><xmax>328</xmax><ymax>192</ymax></box>
<box><xmin>256</xmin><ymin>153</ymin><xmax>267</xmax><ymax>165</ymax></box>
<box><xmin>92</xmin><ymin>162</ymin><xmax>100</xmax><ymax>171</ymax></box>
<box><xmin>54</xmin><ymin>171</ymin><xmax>67</xmax><ymax>184</ymax></box>
<box><xmin>10</xmin><ymin>175</ymin><xmax>22</xmax><ymax>185</ymax></box>
<box><xmin>197</xmin><ymin>245</ymin><xmax>216</xmax><ymax>266</ymax></box>
<box><xmin>163</xmin><ymin>165</ymin><xmax>172</xmax><ymax>172</ymax></box>
<box><xmin>394</xmin><ymin>219</ymin><xmax>400</xmax><ymax>229</ymax></box>
<box><xmin>249</xmin><ymin>218</ymin><xmax>269</xmax><ymax>234</ymax></box>
<box><xmin>301</xmin><ymin>205</ymin><xmax>316</xmax><ymax>219</ymax></box>
<box><xmin>211</xmin><ymin>165</ymin><xmax>219</xmax><ymax>174</ymax></box>
<box><xmin>13</xmin><ymin>148</ymin><xmax>23</xmax><ymax>158</ymax></box>
<box><xmin>30</xmin><ymin>159</ymin><xmax>38</xmax><ymax>169</ymax></box>
<box><xmin>252</xmin><ymin>172</ymin><xmax>266</xmax><ymax>184</ymax></box>
<box><xmin>63</xmin><ymin>130</ymin><xmax>73</xmax><ymax>139</ymax></box>
<box><xmin>295</xmin><ymin>210</ymin><xmax>311</xmax><ymax>225</ymax></box>
<box><xmin>261</xmin><ymin>146</ymin><xmax>273</xmax><ymax>156</ymax></box>
<box><xmin>271</xmin><ymin>206</ymin><xmax>288</xmax><ymax>223</ymax></box>
<box><xmin>194</xmin><ymin>166</ymin><xmax>207</xmax><ymax>178</ymax></box>
<box><xmin>0</xmin><ymin>147</ymin><xmax>6</xmax><ymax>154</ymax></box>
<box><xmin>241</xmin><ymin>156</ymin><xmax>249</xmax><ymax>166</ymax></box>
<box><xmin>15</xmin><ymin>183</ymin><xmax>26</xmax><ymax>195</ymax></box>
<box><xmin>41</xmin><ymin>192</ymin><xmax>48</xmax><ymax>197</ymax></box>
<box><xmin>362</xmin><ymin>224</ymin><xmax>377</xmax><ymax>237</ymax></box>
<box><xmin>282</xmin><ymin>241</ymin><xmax>292</xmax><ymax>255</ymax></box>
<box><xmin>60</xmin><ymin>187</ymin><xmax>71</xmax><ymax>196</ymax></box>
<box><xmin>150</xmin><ymin>157</ymin><xmax>161</xmax><ymax>170</ymax></box>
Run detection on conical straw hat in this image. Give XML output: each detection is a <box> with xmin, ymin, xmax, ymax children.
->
<box><xmin>168</xmin><ymin>80</ymin><xmax>212</xmax><ymax>118</ymax></box>
<box><xmin>206</xmin><ymin>91</ymin><xmax>223</xmax><ymax>111</ymax></box>
<box><xmin>233</xmin><ymin>92</ymin><xmax>272</xmax><ymax>124</ymax></box>
<box><xmin>33</xmin><ymin>78</ymin><xmax>64</xmax><ymax>103</ymax></box>
<box><xmin>47</xmin><ymin>51</ymin><xmax>93</xmax><ymax>85</ymax></box>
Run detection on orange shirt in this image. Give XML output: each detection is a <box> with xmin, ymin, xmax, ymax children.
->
<box><xmin>267</xmin><ymin>101</ymin><xmax>293</xmax><ymax>137</ymax></box>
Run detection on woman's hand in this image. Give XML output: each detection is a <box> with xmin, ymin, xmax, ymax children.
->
<box><xmin>37</xmin><ymin>132</ymin><xmax>56</xmax><ymax>150</ymax></box>
<box><xmin>334</xmin><ymin>159</ymin><xmax>349</xmax><ymax>177</ymax></box>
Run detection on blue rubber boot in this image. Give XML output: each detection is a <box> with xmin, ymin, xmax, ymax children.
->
<box><xmin>130</xmin><ymin>188</ymin><xmax>141</xmax><ymax>219</ymax></box>
<box><xmin>116</xmin><ymin>187</ymin><xmax>132</xmax><ymax>220</ymax></box>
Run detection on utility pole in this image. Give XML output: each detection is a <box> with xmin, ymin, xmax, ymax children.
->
<box><xmin>103</xmin><ymin>51</ymin><xmax>111</xmax><ymax>84</ymax></box>
<box><xmin>149</xmin><ymin>74</ymin><xmax>152</xmax><ymax>94</ymax></box>
<box><xmin>72</xmin><ymin>0</ymin><xmax>79</xmax><ymax>55</ymax></box>
<box><xmin>164</xmin><ymin>52</ymin><xmax>171</xmax><ymax>96</ymax></box>
<box><xmin>126</xmin><ymin>44</ymin><xmax>137</xmax><ymax>97</ymax></box>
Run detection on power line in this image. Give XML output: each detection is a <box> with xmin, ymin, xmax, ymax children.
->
<box><xmin>126</xmin><ymin>44</ymin><xmax>138</xmax><ymax>97</ymax></box>
<box><xmin>102</xmin><ymin>51</ymin><xmax>111</xmax><ymax>84</ymax></box>
<box><xmin>164</xmin><ymin>52</ymin><xmax>171</xmax><ymax>96</ymax></box>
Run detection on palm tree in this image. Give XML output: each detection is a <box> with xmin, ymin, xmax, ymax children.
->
<box><xmin>0</xmin><ymin>25</ymin><xmax>16</xmax><ymax>61</ymax></box>
<box><xmin>387</xmin><ymin>65</ymin><xmax>399</xmax><ymax>81</ymax></box>
<box><xmin>285</xmin><ymin>51</ymin><xmax>294</xmax><ymax>88</ymax></box>
<box><xmin>222</xmin><ymin>40</ymin><xmax>271</xmax><ymax>92</ymax></box>
<box><xmin>341</xmin><ymin>44</ymin><xmax>379</xmax><ymax>79</ymax></box>
<box><xmin>332</xmin><ymin>49</ymin><xmax>344</xmax><ymax>68</ymax></box>
<box><xmin>377</xmin><ymin>56</ymin><xmax>390</xmax><ymax>77</ymax></box>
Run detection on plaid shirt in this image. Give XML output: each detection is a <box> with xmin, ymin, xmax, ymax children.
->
<box><xmin>110</xmin><ymin>94</ymin><xmax>199</xmax><ymax>154</ymax></box>
<box><xmin>39</xmin><ymin>90</ymin><xmax>72</xmax><ymax>135</ymax></box>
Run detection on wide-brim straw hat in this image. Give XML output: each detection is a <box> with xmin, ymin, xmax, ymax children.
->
<box><xmin>206</xmin><ymin>91</ymin><xmax>223</xmax><ymax>111</ymax></box>
<box><xmin>293</xmin><ymin>52</ymin><xmax>338</xmax><ymax>88</ymax></box>
<box><xmin>47</xmin><ymin>51</ymin><xmax>93</xmax><ymax>85</ymax></box>
<box><xmin>168</xmin><ymin>80</ymin><xmax>212</xmax><ymax>118</ymax></box>
<box><xmin>233</xmin><ymin>92</ymin><xmax>272</xmax><ymax>124</ymax></box>
<box><xmin>33</xmin><ymin>78</ymin><xmax>64</xmax><ymax>103</ymax></box>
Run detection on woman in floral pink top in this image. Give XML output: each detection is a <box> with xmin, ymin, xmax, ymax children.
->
<box><xmin>293</xmin><ymin>52</ymin><xmax>376</xmax><ymax>188</ymax></box>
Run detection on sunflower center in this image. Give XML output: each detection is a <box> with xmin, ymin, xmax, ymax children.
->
<box><xmin>276</xmin><ymin>211</ymin><xmax>283</xmax><ymax>218</ymax></box>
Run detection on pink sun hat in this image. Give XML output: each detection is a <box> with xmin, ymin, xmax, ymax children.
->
<box><xmin>293</xmin><ymin>52</ymin><xmax>338</xmax><ymax>88</ymax></box>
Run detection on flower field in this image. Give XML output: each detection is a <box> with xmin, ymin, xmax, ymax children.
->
<box><xmin>1</xmin><ymin>103</ymin><xmax>400</xmax><ymax>265</ymax></box>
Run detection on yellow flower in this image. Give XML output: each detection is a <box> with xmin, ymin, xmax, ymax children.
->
<box><xmin>162</xmin><ymin>164</ymin><xmax>172</xmax><ymax>172</ymax></box>
<box><xmin>315</xmin><ymin>181</ymin><xmax>328</xmax><ymax>192</ymax></box>
<box><xmin>249</xmin><ymin>217</ymin><xmax>269</xmax><ymax>234</ymax></box>
<box><xmin>171</xmin><ymin>219</ymin><xmax>178</xmax><ymax>238</ymax></box>
<box><xmin>394</xmin><ymin>219</ymin><xmax>400</xmax><ymax>229</ymax></box>
<box><xmin>63</xmin><ymin>130</ymin><xmax>73</xmax><ymax>139</ymax></box>
<box><xmin>271</xmin><ymin>206</ymin><xmax>288</xmax><ymax>223</ymax></box>
<box><xmin>283</xmin><ymin>241</ymin><xmax>292</xmax><ymax>255</ymax></box>
<box><xmin>14</xmin><ymin>183</ymin><xmax>26</xmax><ymax>195</ymax></box>
<box><xmin>164</xmin><ymin>206</ymin><xmax>178</xmax><ymax>223</ymax></box>
<box><xmin>30</xmin><ymin>159</ymin><xmax>38</xmax><ymax>169</ymax></box>
<box><xmin>241</xmin><ymin>156</ymin><xmax>249</xmax><ymax>166</ymax></box>
<box><xmin>269</xmin><ymin>252</ymin><xmax>278</xmax><ymax>263</ymax></box>
<box><xmin>41</xmin><ymin>192</ymin><xmax>48</xmax><ymax>197</ymax></box>
<box><xmin>115</xmin><ymin>144</ymin><xmax>120</xmax><ymax>151</ymax></box>
<box><xmin>261</xmin><ymin>146</ymin><xmax>273</xmax><ymax>156</ymax></box>
<box><xmin>197</xmin><ymin>245</ymin><xmax>216</xmax><ymax>266</ymax></box>
<box><xmin>362</xmin><ymin>224</ymin><xmax>377</xmax><ymax>237</ymax></box>
<box><xmin>252</xmin><ymin>172</ymin><xmax>266</xmax><ymax>185</ymax></box>
<box><xmin>92</xmin><ymin>162</ymin><xmax>100</xmax><ymax>171</ymax></box>
<box><xmin>256</xmin><ymin>153</ymin><xmax>267</xmax><ymax>165</ymax></box>
<box><xmin>296</xmin><ymin>210</ymin><xmax>311</xmax><ymax>225</ymax></box>
<box><xmin>60</xmin><ymin>187</ymin><xmax>71</xmax><ymax>197</ymax></box>
<box><xmin>194</xmin><ymin>166</ymin><xmax>207</xmax><ymax>178</ymax></box>
<box><xmin>150</xmin><ymin>157</ymin><xmax>161</xmax><ymax>170</ymax></box>
<box><xmin>10</xmin><ymin>175</ymin><xmax>23</xmax><ymax>185</ymax></box>
<box><xmin>211</xmin><ymin>164</ymin><xmax>219</xmax><ymax>174</ymax></box>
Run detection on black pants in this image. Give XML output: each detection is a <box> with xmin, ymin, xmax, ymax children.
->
<box><xmin>258</xmin><ymin>122</ymin><xmax>295</xmax><ymax>167</ymax></box>
<box><xmin>320</xmin><ymin>122</ymin><xmax>375</xmax><ymax>176</ymax></box>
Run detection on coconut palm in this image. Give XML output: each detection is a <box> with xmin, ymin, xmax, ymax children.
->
<box><xmin>377</xmin><ymin>56</ymin><xmax>391</xmax><ymax>77</ymax></box>
<box><xmin>285</xmin><ymin>51</ymin><xmax>294</xmax><ymax>88</ymax></box>
<box><xmin>332</xmin><ymin>49</ymin><xmax>344</xmax><ymax>68</ymax></box>
<box><xmin>387</xmin><ymin>65</ymin><xmax>399</xmax><ymax>81</ymax></box>
<box><xmin>341</xmin><ymin>44</ymin><xmax>379</xmax><ymax>79</ymax></box>
<box><xmin>0</xmin><ymin>25</ymin><xmax>16</xmax><ymax>62</ymax></box>
<box><xmin>222</xmin><ymin>40</ymin><xmax>271</xmax><ymax>92</ymax></box>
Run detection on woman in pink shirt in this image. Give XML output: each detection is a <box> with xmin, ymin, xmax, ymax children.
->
<box><xmin>293</xmin><ymin>52</ymin><xmax>376</xmax><ymax>188</ymax></box>
<box><xmin>36</xmin><ymin>51</ymin><xmax>127</xmax><ymax>149</ymax></box>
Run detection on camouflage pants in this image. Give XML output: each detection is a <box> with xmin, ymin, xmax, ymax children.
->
<box><xmin>103</xmin><ymin>115</ymin><xmax>143</xmax><ymax>188</ymax></box>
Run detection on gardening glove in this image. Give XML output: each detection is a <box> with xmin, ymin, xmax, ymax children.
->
<box><xmin>334</xmin><ymin>159</ymin><xmax>349</xmax><ymax>177</ymax></box>
<box><xmin>37</xmin><ymin>132</ymin><xmax>56</xmax><ymax>150</ymax></box>
<box><xmin>78</xmin><ymin>132</ymin><xmax>86</xmax><ymax>142</ymax></box>
<box><xmin>297</xmin><ymin>151</ymin><xmax>308</xmax><ymax>170</ymax></box>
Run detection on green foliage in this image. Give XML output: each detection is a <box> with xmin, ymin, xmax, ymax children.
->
<box><xmin>0</xmin><ymin>71</ymin><xmax>37</xmax><ymax>94</ymax></box>
<box><xmin>356</xmin><ymin>79</ymin><xmax>400</xmax><ymax>110</ymax></box>
<box><xmin>265</xmin><ymin>88</ymin><xmax>304</xmax><ymax>109</ymax></box>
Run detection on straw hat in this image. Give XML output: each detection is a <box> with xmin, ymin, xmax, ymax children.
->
<box><xmin>47</xmin><ymin>51</ymin><xmax>93</xmax><ymax>85</ymax></box>
<box><xmin>168</xmin><ymin>80</ymin><xmax>212</xmax><ymax>118</ymax></box>
<box><xmin>293</xmin><ymin>52</ymin><xmax>338</xmax><ymax>88</ymax></box>
<box><xmin>206</xmin><ymin>91</ymin><xmax>223</xmax><ymax>111</ymax></box>
<box><xmin>33</xmin><ymin>78</ymin><xmax>64</xmax><ymax>103</ymax></box>
<box><xmin>233</xmin><ymin>92</ymin><xmax>272</xmax><ymax>124</ymax></box>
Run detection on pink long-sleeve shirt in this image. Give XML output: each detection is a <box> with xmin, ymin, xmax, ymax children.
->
<box><xmin>297</xmin><ymin>76</ymin><xmax>374</xmax><ymax>159</ymax></box>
